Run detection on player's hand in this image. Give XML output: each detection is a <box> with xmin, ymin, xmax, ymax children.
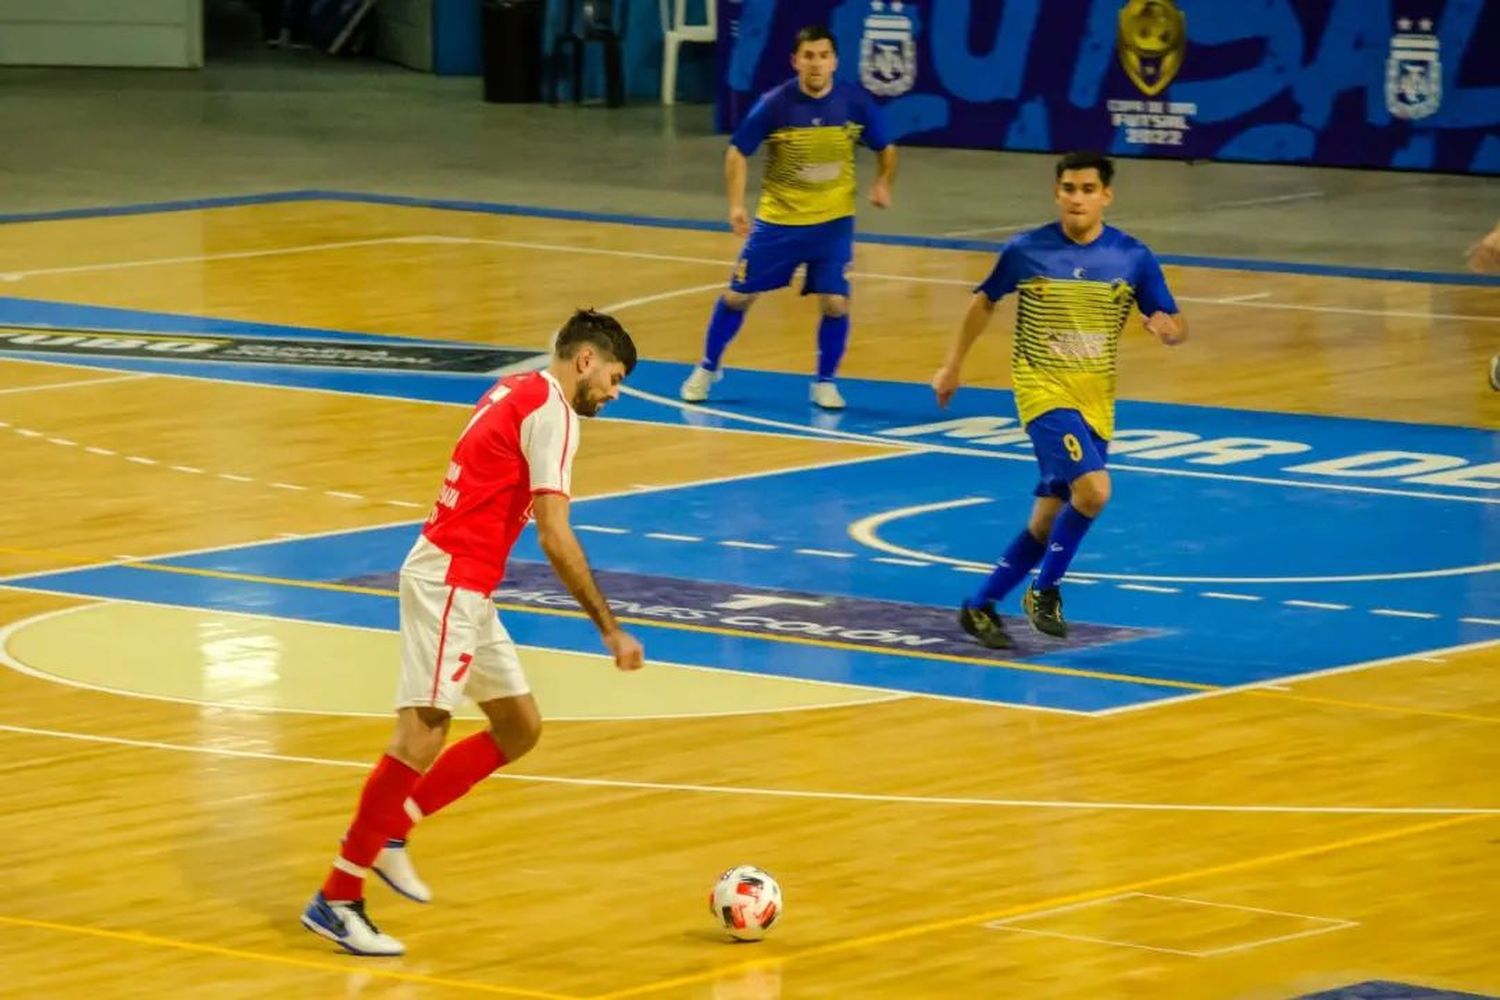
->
<box><xmin>729</xmin><ymin>206</ymin><xmax>751</xmax><ymax>238</ymax></box>
<box><xmin>1467</xmin><ymin>225</ymin><xmax>1500</xmax><ymax>275</ymax></box>
<box><xmin>931</xmin><ymin>365</ymin><xmax>961</xmax><ymax>408</ymax></box>
<box><xmin>1145</xmin><ymin>311</ymin><xmax>1186</xmax><ymax>345</ymax></box>
<box><xmin>869</xmin><ymin>180</ymin><xmax>892</xmax><ymax>209</ymax></box>
<box><xmin>602</xmin><ymin>629</ymin><xmax>644</xmax><ymax>672</ymax></box>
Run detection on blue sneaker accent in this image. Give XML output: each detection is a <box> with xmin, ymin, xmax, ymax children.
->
<box><xmin>300</xmin><ymin>892</ymin><xmax>404</xmax><ymax>956</ymax></box>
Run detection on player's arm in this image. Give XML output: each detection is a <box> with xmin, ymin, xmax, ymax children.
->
<box><xmin>532</xmin><ymin>493</ymin><xmax>643</xmax><ymax>671</ymax></box>
<box><xmin>932</xmin><ymin>293</ymin><xmax>996</xmax><ymax>407</ymax></box>
<box><xmin>1145</xmin><ymin>310</ymin><xmax>1187</xmax><ymax>345</ymax></box>
<box><xmin>1467</xmin><ymin>220</ymin><xmax>1500</xmax><ymax>274</ymax></box>
<box><xmin>725</xmin><ymin>145</ymin><xmax>751</xmax><ymax>237</ymax></box>
<box><xmin>727</xmin><ymin>94</ymin><xmax>773</xmax><ymax>238</ymax></box>
<box><xmin>932</xmin><ymin>245</ymin><xmax>1016</xmax><ymax>407</ymax></box>
<box><xmin>1138</xmin><ymin>249</ymin><xmax>1187</xmax><ymax>346</ymax></box>
<box><xmin>861</xmin><ymin>94</ymin><xmax>896</xmax><ymax>209</ymax></box>
<box><xmin>870</xmin><ymin>145</ymin><xmax>897</xmax><ymax>209</ymax></box>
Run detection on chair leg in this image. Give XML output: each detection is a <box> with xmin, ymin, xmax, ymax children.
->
<box><xmin>604</xmin><ymin>36</ymin><xmax>624</xmax><ymax>108</ymax></box>
<box><xmin>572</xmin><ymin>38</ymin><xmax>584</xmax><ymax>104</ymax></box>
<box><xmin>661</xmin><ymin>35</ymin><xmax>678</xmax><ymax>106</ymax></box>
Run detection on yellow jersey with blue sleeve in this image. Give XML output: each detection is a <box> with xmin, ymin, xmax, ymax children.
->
<box><xmin>976</xmin><ymin>223</ymin><xmax>1178</xmax><ymax>440</ymax></box>
<box><xmin>730</xmin><ymin>79</ymin><xmax>891</xmax><ymax>227</ymax></box>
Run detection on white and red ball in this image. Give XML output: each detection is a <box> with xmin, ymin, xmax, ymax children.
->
<box><xmin>709</xmin><ymin>865</ymin><xmax>783</xmax><ymax>942</ymax></box>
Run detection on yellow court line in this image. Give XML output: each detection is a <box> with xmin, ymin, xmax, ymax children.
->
<box><xmin>588</xmin><ymin>812</ymin><xmax>1491</xmax><ymax>1000</ymax></box>
<box><xmin>112</xmin><ymin>558</ymin><xmax>1211</xmax><ymax>692</ymax></box>
<box><xmin>1246</xmin><ymin>688</ymin><xmax>1500</xmax><ymax>726</ymax></box>
<box><xmin>5</xmin><ymin>544</ymin><xmax>1497</xmax><ymax>723</ymax></box>
<box><xmin>0</xmin><ymin>914</ymin><xmax>579</xmax><ymax>999</ymax></box>
<box><xmin>0</xmin><ymin>325</ymin><xmax>229</xmax><ymax>344</ymax></box>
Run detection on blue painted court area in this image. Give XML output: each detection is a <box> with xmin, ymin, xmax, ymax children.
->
<box><xmin>3</xmin><ymin>298</ymin><xmax>1496</xmax><ymax>713</ymax></box>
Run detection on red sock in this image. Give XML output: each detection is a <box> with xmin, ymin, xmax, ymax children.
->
<box><xmin>322</xmin><ymin>754</ymin><xmax>421</xmax><ymax>901</ymax></box>
<box><xmin>388</xmin><ymin>731</ymin><xmax>507</xmax><ymax>840</ymax></box>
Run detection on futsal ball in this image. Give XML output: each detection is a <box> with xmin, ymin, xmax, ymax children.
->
<box><xmin>709</xmin><ymin>865</ymin><xmax>783</xmax><ymax>942</ymax></box>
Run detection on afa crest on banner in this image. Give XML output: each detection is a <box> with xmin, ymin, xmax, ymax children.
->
<box><xmin>1386</xmin><ymin>17</ymin><xmax>1442</xmax><ymax>120</ymax></box>
<box><xmin>1116</xmin><ymin>0</ymin><xmax>1186</xmax><ymax>97</ymax></box>
<box><xmin>860</xmin><ymin>1</ymin><xmax>916</xmax><ymax>97</ymax></box>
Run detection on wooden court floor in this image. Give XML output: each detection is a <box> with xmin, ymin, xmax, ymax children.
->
<box><xmin>0</xmin><ymin>200</ymin><xmax>1497</xmax><ymax>999</ymax></box>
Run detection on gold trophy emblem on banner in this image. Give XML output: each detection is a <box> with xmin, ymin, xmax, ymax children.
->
<box><xmin>1117</xmin><ymin>0</ymin><xmax>1186</xmax><ymax>96</ymax></box>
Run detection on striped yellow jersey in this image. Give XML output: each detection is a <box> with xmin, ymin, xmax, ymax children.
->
<box><xmin>976</xmin><ymin>223</ymin><xmax>1178</xmax><ymax>439</ymax></box>
<box><xmin>730</xmin><ymin>79</ymin><xmax>891</xmax><ymax>227</ymax></box>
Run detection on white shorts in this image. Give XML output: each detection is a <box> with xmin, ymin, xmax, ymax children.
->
<box><xmin>396</xmin><ymin>541</ymin><xmax>530</xmax><ymax>711</ymax></box>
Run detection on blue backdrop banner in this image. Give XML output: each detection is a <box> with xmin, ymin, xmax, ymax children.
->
<box><xmin>714</xmin><ymin>0</ymin><xmax>1500</xmax><ymax>174</ymax></box>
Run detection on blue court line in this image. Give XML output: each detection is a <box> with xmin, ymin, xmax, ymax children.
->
<box><xmin>3</xmin><ymin>188</ymin><xmax>1497</xmax><ymax>288</ymax></box>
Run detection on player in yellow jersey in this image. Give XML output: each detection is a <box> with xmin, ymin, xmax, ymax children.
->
<box><xmin>680</xmin><ymin>25</ymin><xmax>898</xmax><ymax>410</ymax></box>
<box><xmin>932</xmin><ymin>152</ymin><xmax>1188</xmax><ymax>644</ymax></box>
<box><xmin>1467</xmin><ymin>220</ymin><xmax>1500</xmax><ymax>390</ymax></box>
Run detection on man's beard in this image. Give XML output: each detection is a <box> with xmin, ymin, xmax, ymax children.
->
<box><xmin>572</xmin><ymin>386</ymin><xmax>601</xmax><ymax>416</ymax></box>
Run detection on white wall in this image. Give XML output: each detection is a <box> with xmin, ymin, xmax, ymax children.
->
<box><xmin>0</xmin><ymin>0</ymin><xmax>202</xmax><ymax>68</ymax></box>
<box><xmin>374</xmin><ymin>0</ymin><xmax>433</xmax><ymax>72</ymax></box>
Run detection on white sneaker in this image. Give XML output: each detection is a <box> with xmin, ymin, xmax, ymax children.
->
<box><xmin>680</xmin><ymin>365</ymin><xmax>722</xmax><ymax>403</ymax></box>
<box><xmin>373</xmin><ymin>839</ymin><xmax>431</xmax><ymax>903</ymax></box>
<box><xmin>810</xmin><ymin>381</ymin><xmax>846</xmax><ymax>410</ymax></box>
<box><xmin>301</xmin><ymin>893</ymin><xmax>405</xmax><ymax>956</ymax></box>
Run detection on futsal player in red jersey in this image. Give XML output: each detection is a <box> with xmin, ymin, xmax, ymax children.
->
<box><xmin>302</xmin><ymin>309</ymin><xmax>643</xmax><ymax>955</ymax></box>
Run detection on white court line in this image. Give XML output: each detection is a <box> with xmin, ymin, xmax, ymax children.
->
<box><xmin>795</xmin><ymin>548</ymin><xmax>856</xmax><ymax>559</ymax></box>
<box><xmin>577</xmin><ymin>525</ymin><xmax>629</xmax><ymax>534</ymax></box>
<box><xmin>437</xmin><ymin>234</ymin><xmax>1500</xmax><ymax>323</ymax></box>
<box><xmin>939</xmin><ymin>220</ymin><xmax>1052</xmax><ymax>238</ymax></box>
<box><xmin>1093</xmin><ymin>635</ymin><xmax>1500</xmax><ymax>717</ymax></box>
<box><xmin>0</xmin><ymin>236</ymin><xmax>440</xmax><ymax>281</ymax></box>
<box><xmin>1214</xmin><ymin>190</ymin><xmax>1326</xmax><ymax>210</ymax></box>
<box><xmin>0</xmin><ymin>718</ymin><xmax>1492</xmax><ymax>815</ymax></box>
<box><xmin>985</xmin><ymin>889</ymin><xmax>1356</xmax><ymax>958</ymax></box>
<box><xmin>1202</xmin><ymin>592</ymin><xmax>1262</xmax><ymax>601</ymax></box>
<box><xmin>0</xmin><ymin>372</ymin><xmax>151</xmax><ymax>396</ymax></box>
<box><xmin>1214</xmin><ymin>291</ymin><xmax>1272</xmax><ymax>303</ymax></box>
<box><xmin>1118</xmin><ymin>583</ymin><xmax>1181</xmax><ymax>594</ymax></box>
<box><xmin>0</xmin><ymin>444</ymin><xmax>912</xmax><ymax>587</ymax></box>
<box><xmin>721</xmin><ymin>540</ymin><xmax>777</xmax><ymax>550</ymax></box>
<box><xmin>845</xmin><ymin>498</ymin><xmax>1500</xmax><ymax>584</ymax></box>
<box><xmin>627</xmin><ymin>381</ymin><xmax>1500</xmax><ymax>507</ymax></box>
<box><xmin>644</xmin><ymin>532</ymin><xmax>701</xmax><ymax>542</ymax></box>
<box><xmin>0</xmin><ymin>602</ymin><xmax>906</xmax><ymax>724</ymax></box>
<box><xmin>1284</xmin><ymin>599</ymin><xmax>1351</xmax><ymax>611</ymax></box>
<box><xmin>1371</xmin><ymin>608</ymin><xmax>1439</xmax><ymax>620</ymax></box>
<box><xmin>5</xmin><ymin>299</ymin><xmax>1489</xmax><ymax>512</ymax></box>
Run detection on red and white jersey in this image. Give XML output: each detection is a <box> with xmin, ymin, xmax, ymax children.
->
<box><xmin>408</xmin><ymin>370</ymin><xmax>578</xmax><ymax>594</ymax></box>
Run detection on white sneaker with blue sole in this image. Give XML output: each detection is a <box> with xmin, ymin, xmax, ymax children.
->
<box><xmin>301</xmin><ymin>892</ymin><xmax>405</xmax><ymax>956</ymax></box>
<box><xmin>373</xmin><ymin>839</ymin><xmax>432</xmax><ymax>904</ymax></box>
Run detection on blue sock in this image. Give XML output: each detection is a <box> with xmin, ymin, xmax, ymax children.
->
<box><xmin>815</xmin><ymin>314</ymin><xmax>850</xmax><ymax>381</ymax></box>
<box><xmin>970</xmin><ymin>529</ymin><xmax>1046</xmax><ymax>606</ymax></box>
<box><xmin>1035</xmin><ymin>504</ymin><xmax>1095</xmax><ymax>589</ymax></box>
<box><xmin>701</xmin><ymin>298</ymin><xmax>747</xmax><ymax>372</ymax></box>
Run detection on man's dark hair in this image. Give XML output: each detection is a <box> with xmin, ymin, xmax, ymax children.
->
<box><xmin>1055</xmin><ymin>151</ymin><xmax>1115</xmax><ymax>186</ymax></box>
<box><xmin>555</xmin><ymin>308</ymin><xmax>637</xmax><ymax>375</ymax></box>
<box><xmin>792</xmin><ymin>24</ymin><xmax>836</xmax><ymax>55</ymax></box>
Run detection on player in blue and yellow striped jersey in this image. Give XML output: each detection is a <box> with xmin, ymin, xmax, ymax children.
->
<box><xmin>932</xmin><ymin>152</ymin><xmax>1188</xmax><ymax>644</ymax></box>
<box><xmin>680</xmin><ymin>24</ymin><xmax>898</xmax><ymax>411</ymax></box>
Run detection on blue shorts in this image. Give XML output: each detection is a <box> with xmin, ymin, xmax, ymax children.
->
<box><xmin>1026</xmin><ymin>409</ymin><xmax>1110</xmax><ymax>499</ymax></box>
<box><xmin>730</xmin><ymin>216</ymin><xmax>854</xmax><ymax>296</ymax></box>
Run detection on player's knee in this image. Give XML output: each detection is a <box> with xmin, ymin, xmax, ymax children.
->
<box><xmin>722</xmin><ymin>291</ymin><xmax>755</xmax><ymax>311</ymax></box>
<box><xmin>819</xmin><ymin>295</ymin><xmax>848</xmax><ymax>318</ymax></box>
<box><xmin>1071</xmin><ymin>476</ymin><xmax>1112</xmax><ymax>517</ymax></box>
<box><xmin>492</xmin><ymin>718</ymin><xmax>542</xmax><ymax>761</ymax></box>
<box><xmin>390</xmin><ymin>706</ymin><xmax>450</xmax><ymax>770</ymax></box>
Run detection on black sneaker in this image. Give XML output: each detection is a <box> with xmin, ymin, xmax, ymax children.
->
<box><xmin>958</xmin><ymin>600</ymin><xmax>1015</xmax><ymax>650</ymax></box>
<box><xmin>1022</xmin><ymin>584</ymin><xmax>1067</xmax><ymax>638</ymax></box>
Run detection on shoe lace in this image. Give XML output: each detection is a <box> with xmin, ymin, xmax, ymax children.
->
<box><xmin>345</xmin><ymin>899</ymin><xmax>383</xmax><ymax>934</ymax></box>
